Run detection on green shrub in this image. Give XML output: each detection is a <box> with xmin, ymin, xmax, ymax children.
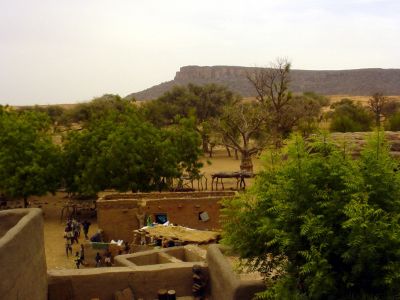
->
<box><xmin>222</xmin><ymin>132</ymin><xmax>400</xmax><ymax>299</ymax></box>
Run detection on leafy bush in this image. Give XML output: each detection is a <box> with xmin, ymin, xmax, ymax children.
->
<box><xmin>329</xmin><ymin>99</ymin><xmax>373</xmax><ymax>132</ymax></box>
<box><xmin>386</xmin><ymin>112</ymin><xmax>400</xmax><ymax>131</ymax></box>
<box><xmin>222</xmin><ymin>132</ymin><xmax>400</xmax><ymax>299</ymax></box>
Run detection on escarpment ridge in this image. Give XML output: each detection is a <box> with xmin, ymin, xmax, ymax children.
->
<box><xmin>126</xmin><ymin>66</ymin><xmax>400</xmax><ymax>100</ymax></box>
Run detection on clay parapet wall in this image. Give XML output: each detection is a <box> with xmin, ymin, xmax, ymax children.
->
<box><xmin>0</xmin><ymin>209</ymin><xmax>47</xmax><ymax>300</ymax></box>
<box><xmin>207</xmin><ymin>244</ymin><xmax>265</xmax><ymax>300</ymax></box>
<box><xmin>100</xmin><ymin>191</ymin><xmax>236</xmax><ymax>201</ymax></box>
<box><xmin>48</xmin><ymin>264</ymin><xmax>197</xmax><ymax>300</ymax></box>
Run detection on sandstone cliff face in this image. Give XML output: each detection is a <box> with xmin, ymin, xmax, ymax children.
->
<box><xmin>126</xmin><ymin>66</ymin><xmax>400</xmax><ymax>101</ymax></box>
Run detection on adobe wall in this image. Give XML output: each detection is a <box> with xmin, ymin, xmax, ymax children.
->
<box><xmin>102</xmin><ymin>191</ymin><xmax>235</xmax><ymax>200</ymax></box>
<box><xmin>207</xmin><ymin>244</ymin><xmax>265</xmax><ymax>300</ymax></box>
<box><xmin>48</xmin><ymin>264</ymin><xmax>195</xmax><ymax>300</ymax></box>
<box><xmin>97</xmin><ymin>192</ymin><xmax>235</xmax><ymax>242</ymax></box>
<box><xmin>0</xmin><ymin>208</ymin><xmax>47</xmax><ymax>300</ymax></box>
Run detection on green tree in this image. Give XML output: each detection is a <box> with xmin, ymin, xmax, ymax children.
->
<box><xmin>222</xmin><ymin>132</ymin><xmax>400</xmax><ymax>299</ymax></box>
<box><xmin>62</xmin><ymin>108</ymin><xmax>202</xmax><ymax>196</ymax></box>
<box><xmin>368</xmin><ymin>92</ymin><xmax>388</xmax><ymax>128</ymax></box>
<box><xmin>141</xmin><ymin>83</ymin><xmax>239</xmax><ymax>153</ymax></box>
<box><xmin>329</xmin><ymin>98</ymin><xmax>373</xmax><ymax>132</ymax></box>
<box><xmin>290</xmin><ymin>92</ymin><xmax>329</xmax><ymax>137</ymax></box>
<box><xmin>386</xmin><ymin>112</ymin><xmax>400</xmax><ymax>130</ymax></box>
<box><xmin>59</xmin><ymin>94</ymin><xmax>135</xmax><ymax>126</ymax></box>
<box><xmin>0</xmin><ymin>107</ymin><xmax>61</xmax><ymax>207</ymax></box>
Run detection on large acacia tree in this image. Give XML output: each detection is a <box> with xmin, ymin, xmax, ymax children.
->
<box><xmin>247</xmin><ymin>58</ymin><xmax>293</xmax><ymax>142</ymax></box>
<box><xmin>0</xmin><ymin>107</ymin><xmax>61</xmax><ymax>207</ymax></box>
<box><xmin>212</xmin><ymin>102</ymin><xmax>268</xmax><ymax>173</ymax></box>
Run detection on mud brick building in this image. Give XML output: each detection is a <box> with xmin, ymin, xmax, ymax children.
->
<box><xmin>97</xmin><ymin>191</ymin><xmax>236</xmax><ymax>242</ymax></box>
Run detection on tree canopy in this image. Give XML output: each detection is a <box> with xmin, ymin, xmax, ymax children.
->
<box><xmin>62</xmin><ymin>106</ymin><xmax>202</xmax><ymax>196</ymax></box>
<box><xmin>328</xmin><ymin>98</ymin><xmax>373</xmax><ymax>132</ymax></box>
<box><xmin>0</xmin><ymin>107</ymin><xmax>61</xmax><ymax>206</ymax></box>
<box><xmin>141</xmin><ymin>83</ymin><xmax>239</xmax><ymax>152</ymax></box>
<box><xmin>222</xmin><ymin>132</ymin><xmax>400</xmax><ymax>299</ymax></box>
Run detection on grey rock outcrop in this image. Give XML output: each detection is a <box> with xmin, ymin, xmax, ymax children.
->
<box><xmin>126</xmin><ymin>66</ymin><xmax>400</xmax><ymax>101</ymax></box>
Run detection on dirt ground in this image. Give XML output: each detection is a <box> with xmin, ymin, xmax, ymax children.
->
<box><xmin>30</xmin><ymin>194</ymin><xmax>98</xmax><ymax>270</ymax></box>
<box><xmin>29</xmin><ymin>148</ymin><xmax>261</xmax><ymax>270</ymax></box>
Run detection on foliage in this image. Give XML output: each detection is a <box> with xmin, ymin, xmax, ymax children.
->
<box><xmin>386</xmin><ymin>112</ymin><xmax>400</xmax><ymax>131</ymax></box>
<box><xmin>247</xmin><ymin>58</ymin><xmax>293</xmax><ymax>139</ymax></box>
<box><xmin>18</xmin><ymin>105</ymin><xmax>66</xmax><ymax>124</ymax></box>
<box><xmin>141</xmin><ymin>83</ymin><xmax>239</xmax><ymax>152</ymax></box>
<box><xmin>329</xmin><ymin>98</ymin><xmax>373</xmax><ymax>132</ymax></box>
<box><xmin>290</xmin><ymin>92</ymin><xmax>329</xmax><ymax>137</ymax></box>
<box><xmin>222</xmin><ymin>132</ymin><xmax>400</xmax><ymax>299</ymax></box>
<box><xmin>212</xmin><ymin>101</ymin><xmax>268</xmax><ymax>172</ymax></box>
<box><xmin>142</xmin><ymin>83</ymin><xmax>239</xmax><ymax>126</ymax></box>
<box><xmin>62</xmin><ymin>108</ymin><xmax>202</xmax><ymax>196</ymax></box>
<box><xmin>59</xmin><ymin>94</ymin><xmax>135</xmax><ymax>125</ymax></box>
<box><xmin>368</xmin><ymin>93</ymin><xmax>388</xmax><ymax>128</ymax></box>
<box><xmin>0</xmin><ymin>107</ymin><xmax>61</xmax><ymax>206</ymax></box>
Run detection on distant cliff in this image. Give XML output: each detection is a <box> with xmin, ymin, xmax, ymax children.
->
<box><xmin>126</xmin><ymin>66</ymin><xmax>400</xmax><ymax>101</ymax></box>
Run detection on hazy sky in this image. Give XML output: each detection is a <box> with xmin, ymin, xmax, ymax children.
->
<box><xmin>1</xmin><ymin>0</ymin><xmax>399</xmax><ymax>105</ymax></box>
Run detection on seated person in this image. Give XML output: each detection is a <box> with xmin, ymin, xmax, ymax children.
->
<box><xmin>90</xmin><ymin>229</ymin><xmax>103</xmax><ymax>243</ymax></box>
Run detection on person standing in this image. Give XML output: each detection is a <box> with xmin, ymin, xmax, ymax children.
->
<box><xmin>74</xmin><ymin>252</ymin><xmax>81</xmax><ymax>269</ymax></box>
<box><xmin>79</xmin><ymin>244</ymin><xmax>85</xmax><ymax>266</ymax></box>
<box><xmin>65</xmin><ymin>237</ymin><xmax>72</xmax><ymax>257</ymax></box>
<box><xmin>95</xmin><ymin>252</ymin><xmax>102</xmax><ymax>267</ymax></box>
<box><xmin>82</xmin><ymin>220</ymin><xmax>91</xmax><ymax>240</ymax></box>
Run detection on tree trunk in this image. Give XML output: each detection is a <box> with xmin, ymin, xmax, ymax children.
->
<box><xmin>209</xmin><ymin>145</ymin><xmax>214</xmax><ymax>158</ymax></box>
<box><xmin>202</xmin><ymin>136</ymin><xmax>210</xmax><ymax>153</ymax></box>
<box><xmin>225</xmin><ymin>146</ymin><xmax>231</xmax><ymax>157</ymax></box>
<box><xmin>234</xmin><ymin>149</ymin><xmax>239</xmax><ymax>160</ymax></box>
<box><xmin>240</xmin><ymin>151</ymin><xmax>253</xmax><ymax>173</ymax></box>
<box><xmin>23</xmin><ymin>196</ymin><xmax>29</xmax><ymax>208</ymax></box>
<box><xmin>375</xmin><ymin>114</ymin><xmax>381</xmax><ymax>128</ymax></box>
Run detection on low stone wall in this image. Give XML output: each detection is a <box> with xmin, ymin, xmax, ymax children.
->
<box><xmin>207</xmin><ymin>244</ymin><xmax>265</xmax><ymax>300</ymax></box>
<box><xmin>97</xmin><ymin>191</ymin><xmax>236</xmax><ymax>242</ymax></box>
<box><xmin>0</xmin><ymin>209</ymin><xmax>47</xmax><ymax>300</ymax></box>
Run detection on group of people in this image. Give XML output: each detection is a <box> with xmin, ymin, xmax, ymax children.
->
<box><xmin>94</xmin><ymin>251</ymin><xmax>112</xmax><ymax>268</ymax></box>
<box><xmin>63</xmin><ymin>218</ymin><xmax>91</xmax><ymax>268</ymax></box>
<box><xmin>63</xmin><ymin>218</ymin><xmax>134</xmax><ymax>269</ymax></box>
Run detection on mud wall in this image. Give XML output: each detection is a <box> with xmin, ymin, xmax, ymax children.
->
<box><xmin>0</xmin><ymin>209</ymin><xmax>47</xmax><ymax>300</ymax></box>
<box><xmin>207</xmin><ymin>244</ymin><xmax>265</xmax><ymax>300</ymax></box>
<box><xmin>97</xmin><ymin>192</ymin><xmax>235</xmax><ymax>242</ymax></box>
<box><xmin>48</xmin><ymin>264</ymin><xmax>194</xmax><ymax>300</ymax></box>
